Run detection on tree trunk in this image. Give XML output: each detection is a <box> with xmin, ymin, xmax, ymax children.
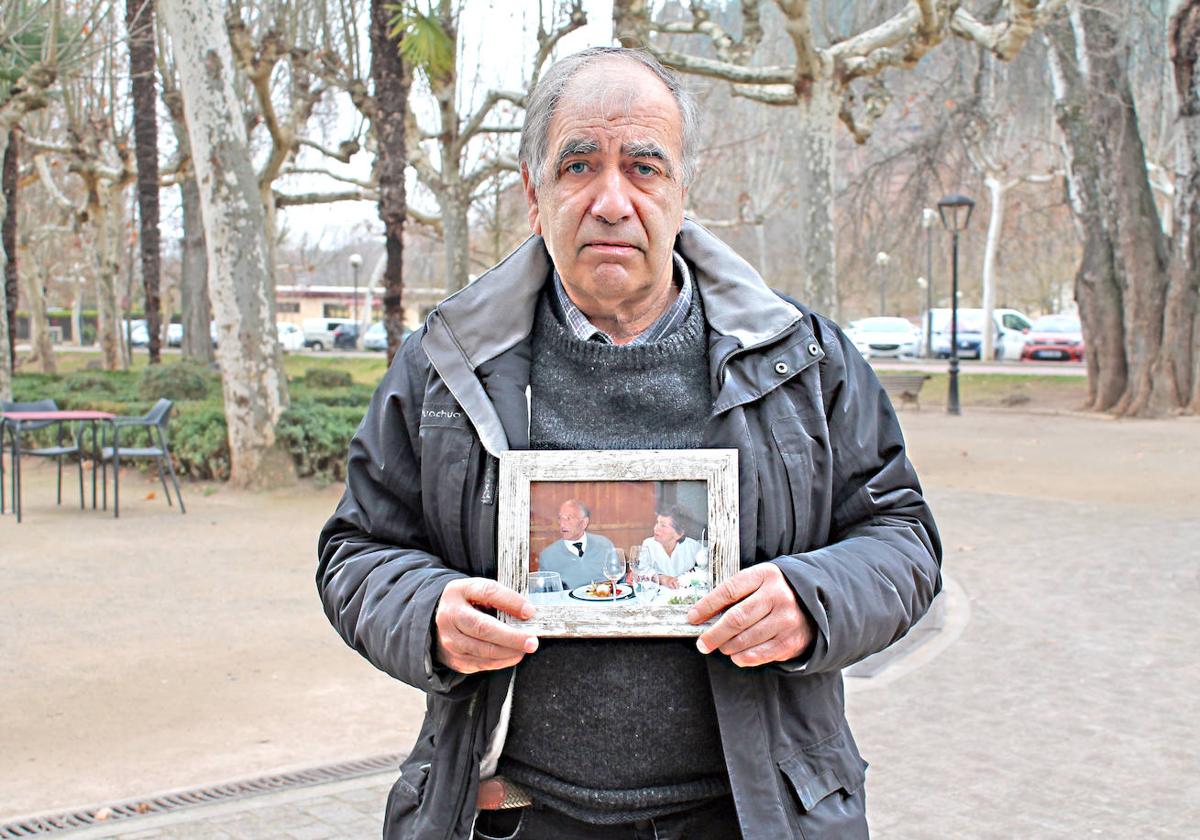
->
<box><xmin>178</xmin><ymin>172</ymin><xmax>213</xmax><ymax>362</ymax></box>
<box><xmin>1168</xmin><ymin>0</ymin><xmax>1200</xmax><ymax>412</ymax></box>
<box><xmin>0</xmin><ymin>127</ymin><xmax>9</xmax><ymax>400</ymax></box>
<box><xmin>23</xmin><ymin>264</ymin><xmax>56</xmax><ymax>374</ymax></box>
<box><xmin>87</xmin><ymin>179</ymin><xmax>125</xmax><ymax>371</ymax></box>
<box><xmin>72</xmin><ymin>283</ymin><xmax>84</xmax><ymax>348</ymax></box>
<box><xmin>441</xmin><ymin>186</ymin><xmax>471</xmax><ymax>293</ymax></box>
<box><xmin>980</xmin><ymin>176</ymin><xmax>1011</xmax><ymax>362</ymax></box>
<box><xmin>162</xmin><ymin>0</ymin><xmax>291</xmax><ymax>488</ymax></box>
<box><xmin>791</xmin><ymin>77</ymin><xmax>838</xmax><ymax>318</ymax></box>
<box><xmin>370</xmin><ymin>0</ymin><xmax>408</xmax><ymax>364</ymax></box>
<box><xmin>3</xmin><ymin>129</ymin><xmax>16</xmax><ymax>371</ymax></box>
<box><xmin>1050</xmin><ymin>12</ymin><xmax>1130</xmax><ymax>412</ymax></box>
<box><xmin>127</xmin><ymin>0</ymin><xmax>163</xmax><ymax>364</ymax></box>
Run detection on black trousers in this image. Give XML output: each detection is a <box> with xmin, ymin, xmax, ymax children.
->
<box><xmin>473</xmin><ymin>796</ymin><xmax>744</xmax><ymax>840</ymax></box>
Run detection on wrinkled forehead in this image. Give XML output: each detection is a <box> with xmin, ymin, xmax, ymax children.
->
<box><xmin>549</xmin><ymin>60</ymin><xmax>683</xmax><ymax>148</ymax></box>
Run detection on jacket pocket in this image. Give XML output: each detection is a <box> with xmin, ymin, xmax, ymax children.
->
<box><xmin>769</xmin><ymin>414</ymin><xmax>827</xmax><ymax>554</ymax></box>
<box><xmin>385</xmin><ymin>758</ymin><xmax>431</xmax><ymax>826</ymax></box>
<box><xmin>777</xmin><ymin>733</ymin><xmax>867</xmax><ymax>812</ymax></box>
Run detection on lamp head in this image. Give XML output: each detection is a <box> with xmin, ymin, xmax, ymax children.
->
<box><xmin>921</xmin><ymin>207</ymin><xmax>937</xmax><ymax>229</ymax></box>
<box><xmin>936</xmin><ymin>194</ymin><xmax>975</xmax><ymax>232</ymax></box>
<box><xmin>349</xmin><ymin>253</ymin><xmax>364</xmax><ymax>269</ymax></box>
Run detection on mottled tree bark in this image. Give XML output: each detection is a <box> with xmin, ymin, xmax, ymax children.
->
<box><xmin>127</xmin><ymin>0</ymin><xmax>163</xmax><ymax>363</ymax></box>
<box><xmin>178</xmin><ymin>173</ymin><xmax>213</xmax><ymax>362</ymax></box>
<box><xmin>789</xmin><ymin>77</ymin><xmax>839</xmax><ymax>318</ymax></box>
<box><xmin>162</xmin><ymin>0</ymin><xmax>290</xmax><ymax>488</ymax></box>
<box><xmin>370</xmin><ymin>0</ymin><xmax>408</xmax><ymax>364</ymax></box>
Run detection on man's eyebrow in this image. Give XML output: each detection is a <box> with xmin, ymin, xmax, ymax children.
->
<box><xmin>554</xmin><ymin>137</ymin><xmax>599</xmax><ymax>173</ymax></box>
<box><xmin>622</xmin><ymin>141</ymin><xmax>674</xmax><ymax>178</ymax></box>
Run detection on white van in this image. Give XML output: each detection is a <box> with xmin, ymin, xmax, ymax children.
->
<box><xmin>302</xmin><ymin>317</ymin><xmax>354</xmax><ymax>351</ymax></box>
<box><xmin>924</xmin><ymin>308</ymin><xmax>1032</xmax><ymax>360</ymax></box>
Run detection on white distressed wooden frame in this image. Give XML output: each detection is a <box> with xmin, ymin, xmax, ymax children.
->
<box><xmin>497</xmin><ymin>449</ymin><xmax>739</xmax><ymax>637</ymax></box>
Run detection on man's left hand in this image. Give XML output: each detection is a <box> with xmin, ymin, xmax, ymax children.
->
<box><xmin>687</xmin><ymin>562</ymin><xmax>813</xmax><ymax>667</ymax></box>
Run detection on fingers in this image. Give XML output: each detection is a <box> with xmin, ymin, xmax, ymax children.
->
<box><xmin>695</xmin><ymin>591</ymin><xmax>773</xmax><ymax>654</ymax></box>
<box><xmin>435</xmin><ymin>578</ymin><xmax>539</xmax><ymax>674</ymax></box>
<box><xmin>688</xmin><ymin>564</ymin><xmax>771</xmax><ymax>624</ymax></box>
<box><xmin>461</xmin><ymin>578</ymin><xmax>534</xmax><ymax>619</ymax></box>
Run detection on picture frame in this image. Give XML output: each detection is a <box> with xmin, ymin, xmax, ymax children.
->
<box><xmin>497</xmin><ymin>449</ymin><xmax>739</xmax><ymax>637</ymax></box>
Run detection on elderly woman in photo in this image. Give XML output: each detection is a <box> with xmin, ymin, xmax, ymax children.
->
<box><xmin>640</xmin><ymin>509</ymin><xmax>703</xmax><ymax>589</ymax></box>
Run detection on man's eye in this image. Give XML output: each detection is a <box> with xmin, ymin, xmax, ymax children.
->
<box><xmin>634</xmin><ymin>163</ymin><xmax>657</xmax><ymax>176</ymax></box>
<box><xmin>565</xmin><ymin>161</ymin><xmax>588</xmax><ymax>174</ymax></box>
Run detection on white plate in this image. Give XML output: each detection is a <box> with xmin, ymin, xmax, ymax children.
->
<box><xmin>568</xmin><ymin>583</ymin><xmax>635</xmax><ymax>602</ymax></box>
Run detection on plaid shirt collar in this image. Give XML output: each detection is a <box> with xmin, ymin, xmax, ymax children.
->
<box><xmin>552</xmin><ymin>252</ymin><xmax>693</xmax><ymax>346</ymax></box>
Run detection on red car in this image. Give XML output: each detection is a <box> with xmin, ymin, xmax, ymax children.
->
<box><xmin>1021</xmin><ymin>314</ymin><xmax>1085</xmax><ymax>362</ymax></box>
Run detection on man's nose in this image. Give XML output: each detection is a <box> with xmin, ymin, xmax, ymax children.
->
<box><xmin>589</xmin><ymin>166</ymin><xmax>633</xmax><ymax>225</ymax></box>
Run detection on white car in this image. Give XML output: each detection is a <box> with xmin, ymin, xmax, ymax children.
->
<box><xmin>277</xmin><ymin>322</ymin><xmax>305</xmax><ymax>352</ymax></box>
<box><xmin>844</xmin><ymin>317</ymin><xmax>921</xmax><ymax>359</ymax></box>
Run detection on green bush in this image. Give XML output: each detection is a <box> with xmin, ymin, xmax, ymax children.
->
<box><xmin>170</xmin><ymin>402</ymin><xmax>231</xmax><ymax>480</ymax></box>
<box><xmin>277</xmin><ymin>400</ymin><xmax>365</xmax><ymax>482</ymax></box>
<box><xmin>301</xmin><ymin>367</ymin><xmax>354</xmax><ymax>389</ymax></box>
<box><xmin>139</xmin><ymin>359</ymin><xmax>216</xmax><ymax>401</ymax></box>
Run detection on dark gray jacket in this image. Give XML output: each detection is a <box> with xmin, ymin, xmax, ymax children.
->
<box><xmin>317</xmin><ymin>220</ymin><xmax>942</xmax><ymax>840</ymax></box>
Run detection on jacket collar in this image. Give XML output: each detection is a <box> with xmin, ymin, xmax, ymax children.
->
<box><xmin>422</xmin><ymin>219</ymin><xmax>805</xmax><ymax>456</ymax></box>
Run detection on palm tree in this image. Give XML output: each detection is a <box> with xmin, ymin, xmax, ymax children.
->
<box><xmin>126</xmin><ymin>0</ymin><xmax>161</xmax><ymax>363</ymax></box>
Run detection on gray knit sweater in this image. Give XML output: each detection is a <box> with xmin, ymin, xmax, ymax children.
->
<box><xmin>498</xmin><ymin>286</ymin><xmax>729</xmax><ymax>824</ymax></box>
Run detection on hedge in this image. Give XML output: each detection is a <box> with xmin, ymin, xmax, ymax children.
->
<box><xmin>10</xmin><ymin>362</ymin><xmax>370</xmax><ymax>483</ymax></box>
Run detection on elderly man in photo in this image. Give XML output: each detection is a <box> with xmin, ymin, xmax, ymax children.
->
<box><xmin>536</xmin><ymin>499</ymin><xmax>615</xmax><ymax>589</ymax></box>
<box><xmin>318</xmin><ymin>46</ymin><xmax>941</xmax><ymax>840</ymax></box>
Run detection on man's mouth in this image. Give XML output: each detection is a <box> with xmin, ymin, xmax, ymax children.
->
<box><xmin>583</xmin><ymin>240</ymin><xmax>639</xmax><ymax>253</ymax></box>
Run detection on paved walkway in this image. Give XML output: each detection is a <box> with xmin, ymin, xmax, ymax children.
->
<box><xmin>6</xmin><ymin>410</ymin><xmax>1198</xmax><ymax>838</ymax></box>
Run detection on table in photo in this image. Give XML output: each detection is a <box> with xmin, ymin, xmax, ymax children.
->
<box><xmin>1</xmin><ymin>410</ymin><xmax>115</xmax><ymax>523</ymax></box>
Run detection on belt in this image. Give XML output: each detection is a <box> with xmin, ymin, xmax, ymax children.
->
<box><xmin>477</xmin><ymin>776</ymin><xmax>534</xmax><ymax>810</ymax></box>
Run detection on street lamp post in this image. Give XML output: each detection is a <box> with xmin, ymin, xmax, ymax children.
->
<box><xmin>921</xmin><ymin>208</ymin><xmax>936</xmax><ymax>357</ymax></box>
<box><xmin>936</xmin><ymin>194</ymin><xmax>975</xmax><ymax>416</ymax></box>
<box><xmin>875</xmin><ymin>251</ymin><xmax>890</xmax><ymax>316</ymax></box>
<box><xmin>349</xmin><ymin>253</ymin><xmax>363</xmax><ymax>333</ymax></box>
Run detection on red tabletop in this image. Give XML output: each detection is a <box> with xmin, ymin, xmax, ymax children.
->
<box><xmin>2</xmin><ymin>410</ymin><xmax>116</xmax><ymax>422</ymax></box>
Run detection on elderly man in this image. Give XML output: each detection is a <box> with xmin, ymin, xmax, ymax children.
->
<box><xmin>536</xmin><ymin>499</ymin><xmax>615</xmax><ymax>588</ymax></box>
<box><xmin>318</xmin><ymin>46</ymin><xmax>940</xmax><ymax>840</ymax></box>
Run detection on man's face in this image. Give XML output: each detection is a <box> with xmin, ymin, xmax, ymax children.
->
<box><xmin>523</xmin><ymin>59</ymin><xmax>687</xmax><ymax>319</ymax></box>
<box><xmin>558</xmin><ymin>502</ymin><xmax>589</xmax><ymax>541</ymax></box>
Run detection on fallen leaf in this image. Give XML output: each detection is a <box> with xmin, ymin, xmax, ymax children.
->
<box><xmin>958</xmin><ymin>545</ymin><xmax>976</xmax><ymax>553</ymax></box>
<box><xmin>94</xmin><ymin>807</ymin><xmax>113</xmax><ymax>821</ymax></box>
<box><xmin>144</xmin><ymin>491</ymin><xmax>157</xmax><ymax>500</ymax></box>
<box><xmin>960</xmin><ymin>450</ymin><xmax>969</xmax><ymax>457</ymax></box>
<box><xmin>136</xmin><ymin>802</ymin><xmax>151</xmax><ymax>814</ymax></box>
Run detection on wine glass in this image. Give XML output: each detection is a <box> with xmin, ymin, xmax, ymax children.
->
<box><xmin>602</xmin><ymin>549</ymin><xmax>626</xmax><ymax>604</ymax></box>
<box><xmin>527</xmin><ymin>570</ymin><xmax>562</xmax><ymax>605</ymax></box>
<box><xmin>627</xmin><ymin>545</ymin><xmax>643</xmax><ymax>587</ymax></box>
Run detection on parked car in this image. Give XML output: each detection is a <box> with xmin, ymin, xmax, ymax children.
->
<box><xmin>122</xmin><ymin>319</ymin><xmax>149</xmax><ymax>348</ymax></box>
<box><xmin>843</xmin><ymin>317</ymin><xmax>921</xmax><ymax>359</ymax></box>
<box><xmin>1021</xmin><ymin>314</ymin><xmax>1085</xmax><ymax>362</ymax></box>
<box><xmin>166</xmin><ymin>323</ymin><xmax>183</xmax><ymax>347</ymax></box>
<box><xmin>927</xmin><ymin>307</ymin><xmax>1032</xmax><ymax>360</ymax></box>
<box><xmin>302</xmin><ymin>317</ymin><xmax>354</xmax><ymax>351</ymax></box>
<box><xmin>332</xmin><ymin>322</ymin><xmax>361</xmax><ymax>350</ymax></box>
<box><xmin>277</xmin><ymin>322</ymin><xmax>305</xmax><ymax>352</ymax></box>
<box><xmin>363</xmin><ymin>321</ymin><xmax>388</xmax><ymax>351</ymax></box>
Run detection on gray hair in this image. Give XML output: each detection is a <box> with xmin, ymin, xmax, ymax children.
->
<box><xmin>563</xmin><ymin>499</ymin><xmax>591</xmax><ymax>519</ymax></box>
<box><xmin>520</xmin><ymin>46</ymin><xmax>699</xmax><ymax>189</ymax></box>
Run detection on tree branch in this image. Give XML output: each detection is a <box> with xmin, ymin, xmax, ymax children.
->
<box><xmin>465</xmin><ymin>154</ymin><xmax>520</xmax><ymax>192</ymax></box>
<box><xmin>952</xmin><ymin>0</ymin><xmax>1071</xmax><ymax>61</ymax></box>
<box><xmin>33</xmin><ymin>155</ymin><xmax>82</xmax><ymax>214</ymax></box>
<box><xmin>274</xmin><ymin>188</ymin><xmax>375</xmax><ymax>206</ymax></box>
<box><xmin>282</xmin><ymin>166</ymin><xmax>375</xmax><ymax>190</ymax></box>
<box><xmin>459</xmin><ymin>89</ymin><xmax>526</xmax><ymax>144</ymax></box>
<box><xmin>529</xmin><ymin>1</ymin><xmax>588</xmax><ymax>91</ymax></box>
<box><xmin>731</xmin><ymin>84</ymin><xmax>799</xmax><ymax>105</ymax></box>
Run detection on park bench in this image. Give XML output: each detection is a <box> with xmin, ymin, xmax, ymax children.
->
<box><xmin>877</xmin><ymin>372</ymin><xmax>932</xmax><ymax>410</ymax></box>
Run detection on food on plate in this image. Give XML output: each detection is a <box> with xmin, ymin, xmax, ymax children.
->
<box><xmin>586</xmin><ymin>582</ymin><xmax>614</xmax><ymax>597</ymax></box>
<box><xmin>667</xmin><ymin>592</ymin><xmax>703</xmax><ymax>605</ymax></box>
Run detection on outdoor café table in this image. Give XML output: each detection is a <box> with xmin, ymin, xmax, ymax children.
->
<box><xmin>0</xmin><ymin>410</ymin><xmax>115</xmax><ymax>523</ymax></box>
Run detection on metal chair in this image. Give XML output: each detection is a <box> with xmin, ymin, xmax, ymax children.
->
<box><xmin>1</xmin><ymin>398</ymin><xmax>85</xmax><ymax>519</ymax></box>
<box><xmin>100</xmin><ymin>399</ymin><xmax>186</xmax><ymax>518</ymax></box>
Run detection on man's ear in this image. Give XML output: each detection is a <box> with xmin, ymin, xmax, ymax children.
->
<box><xmin>521</xmin><ymin>164</ymin><xmax>542</xmax><ymax>235</ymax></box>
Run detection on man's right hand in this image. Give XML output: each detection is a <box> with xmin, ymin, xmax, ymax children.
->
<box><xmin>434</xmin><ymin>578</ymin><xmax>539</xmax><ymax>674</ymax></box>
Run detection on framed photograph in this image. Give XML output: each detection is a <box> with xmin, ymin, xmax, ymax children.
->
<box><xmin>497</xmin><ymin>449</ymin><xmax>739</xmax><ymax>637</ymax></box>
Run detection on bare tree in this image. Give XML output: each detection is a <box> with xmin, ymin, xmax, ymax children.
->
<box><xmin>161</xmin><ymin>0</ymin><xmax>290</xmax><ymax>487</ymax></box>
<box><xmin>616</xmin><ymin>0</ymin><xmax>1068</xmax><ymax>317</ymax></box>
<box><xmin>126</xmin><ymin>0</ymin><xmax>162</xmax><ymax>363</ymax></box>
